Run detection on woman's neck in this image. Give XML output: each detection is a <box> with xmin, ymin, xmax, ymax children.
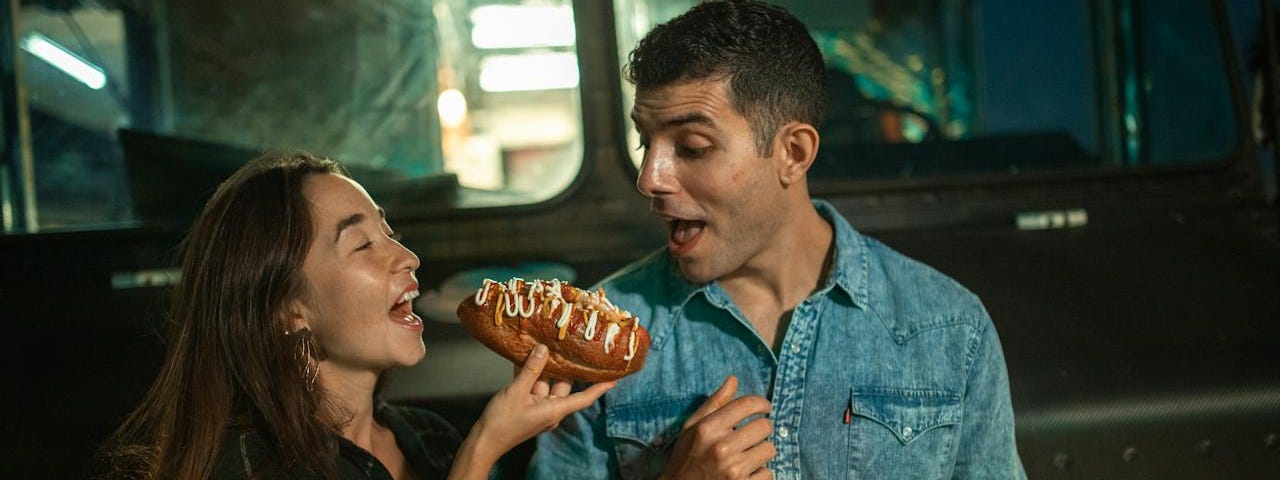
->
<box><xmin>318</xmin><ymin>362</ymin><xmax>382</xmax><ymax>450</ymax></box>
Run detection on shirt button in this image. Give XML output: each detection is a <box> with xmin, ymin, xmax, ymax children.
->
<box><xmin>790</xmin><ymin>344</ymin><xmax>801</xmax><ymax>354</ymax></box>
<box><xmin>901</xmin><ymin>427</ymin><xmax>914</xmax><ymax>438</ymax></box>
<box><xmin>778</xmin><ymin>426</ymin><xmax>790</xmax><ymax>438</ymax></box>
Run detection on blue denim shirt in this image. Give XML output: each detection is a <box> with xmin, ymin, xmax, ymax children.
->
<box><xmin>530</xmin><ymin>200</ymin><xmax>1025</xmax><ymax>479</ymax></box>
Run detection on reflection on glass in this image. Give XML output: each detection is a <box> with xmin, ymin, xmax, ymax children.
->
<box><xmin>13</xmin><ymin>0</ymin><xmax>583</xmax><ymax>234</ymax></box>
<box><xmin>21</xmin><ymin>32</ymin><xmax>106</xmax><ymax>90</ymax></box>
<box><xmin>613</xmin><ymin>0</ymin><xmax>1237</xmax><ymax>181</ymax></box>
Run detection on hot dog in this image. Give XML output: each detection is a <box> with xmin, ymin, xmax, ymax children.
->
<box><xmin>456</xmin><ymin>278</ymin><xmax>650</xmax><ymax>382</ymax></box>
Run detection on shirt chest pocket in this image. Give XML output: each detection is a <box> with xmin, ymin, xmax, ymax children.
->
<box><xmin>606</xmin><ymin>393</ymin><xmax>702</xmax><ymax>480</ymax></box>
<box><xmin>847</xmin><ymin>387</ymin><xmax>962</xmax><ymax>478</ymax></box>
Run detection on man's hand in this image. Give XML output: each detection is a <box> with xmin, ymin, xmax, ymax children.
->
<box><xmin>659</xmin><ymin>375</ymin><xmax>776</xmax><ymax>480</ymax></box>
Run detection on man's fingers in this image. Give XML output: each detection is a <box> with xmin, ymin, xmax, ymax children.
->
<box><xmin>511</xmin><ymin>344</ymin><xmax>549</xmax><ymax>392</ymax></box>
<box><xmin>739</xmin><ymin>440</ymin><xmax>777</xmax><ymax>475</ymax></box>
<box><xmin>684</xmin><ymin>375</ymin><xmax>739</xmax><ymax>429</ymax></box>
<box><xmin>720</xmin><ymin>416</ymin><xmax>773</xmax><ymax>454</ymax></box>
<box><xmin>748</xmin><ymin>467</ymin><xmax>774</xmax><ymax>480</ymax></box>
<box><xmin>698</xmin><ymin>395</ymin><xmax>771</xmax><ymax>432</ymax></box>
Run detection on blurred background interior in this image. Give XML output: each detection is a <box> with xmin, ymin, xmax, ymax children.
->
<box><xmin>1</xmin><ymin>0</ymin><xmax>1278</xmax><ymax>478</ymax></box>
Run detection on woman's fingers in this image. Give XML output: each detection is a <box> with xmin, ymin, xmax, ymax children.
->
<box><xmin>510</xmin><ymin>344</ymin><xmax>549</xmax><ymax>392</ymax></box>
<box><xmin>532</xmin><ymin>378</ymin><xmax>551</xmax><ymax>397</ymax></box>
<box><xmin>538</xmin><ymin>380</ymin><xmax>615</xmax><ymax>427</ymax></box>
<box><xmin>533</xmin><ymin>380</ymin><xmax>614</xmax><ymax>434</ymax></box>
<box><xmin>557</xmin><ymin>380</ymin><xmax>615</xmax><ymax>412</ymax></box>
<box><xmin>550</xmin><ymin>379</ymin><xmax>573</xmax><ymax>398</ymax></box>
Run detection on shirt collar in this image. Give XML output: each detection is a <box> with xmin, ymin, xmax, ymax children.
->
<box><xmin>813</xmin><ymin>199</ymin><xmax>871</xmax><ymax>309</ymax></box>
<box><xmin>662</xmin><ymin>199</ymin><xmax>872</xmax><ymax>311</ymax></box>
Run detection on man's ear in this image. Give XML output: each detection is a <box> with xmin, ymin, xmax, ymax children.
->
<box><xmin>775</xmin><ymin>122</ymin><xmax>820</xmax><ymax>186</ymax></box>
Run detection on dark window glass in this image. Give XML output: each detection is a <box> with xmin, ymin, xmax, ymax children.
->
<box><xmin>615</xmin><ymin>0</ymin><xmax>1239</xmax><ymax>180</ymax></box>
<box><xmin>6</xmin><ymin>0</ymin><xmax>584</xmax><ymax>234</ymax></box>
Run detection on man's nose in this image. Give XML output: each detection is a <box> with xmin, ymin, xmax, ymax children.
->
<box><xmin>636</xmin><ymin>151</ymin><xmax>676</xmax><ymax>198</ymax></box>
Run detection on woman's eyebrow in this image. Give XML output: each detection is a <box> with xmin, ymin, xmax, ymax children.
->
<box><xmin>334</xmin><ymin>208</ymin><xmax>388</xmax><ymax>243</ymax></box>
<box><xmin>334</xmin><ymin>213</ymin><xmax>365</xmax><ymax>243</ymax></box>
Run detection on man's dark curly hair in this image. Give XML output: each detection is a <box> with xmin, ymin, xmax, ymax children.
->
<box><xmin>624</xmin><ymin>0</ymin><xmax>827</xmax><ymax>156</ymax></box>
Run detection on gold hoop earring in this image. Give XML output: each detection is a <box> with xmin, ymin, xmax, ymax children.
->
<box><xmin>286</xmin><ymin>327</ymin><xmax>321</xmax><ymax>392</ymax></box>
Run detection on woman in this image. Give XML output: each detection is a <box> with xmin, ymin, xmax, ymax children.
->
<box><xmin>98</xmin><ymin>152</ymin><xmax>612</xmax><ymax>479</ymax></box>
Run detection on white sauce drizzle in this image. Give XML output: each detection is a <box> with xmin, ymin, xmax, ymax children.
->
<box><xmin>555</xmin><ymin>302</ymin><xmax>573</xmax><ymax>328</ymax></box>
<box><xmin>486</xmin><ymin>278</ymin><xmax>642</xmax><ymax>359</ymax></box>
<box><xmin>518</xmin><ymin>291</ymin><xmax>535</xmax><ymax>318</ymax></box>
<box><xmin>624</xmin><ymin>330</ymin><xmax>638</xmax><ymax>361</ymax></box>
<box><xmin>584</xmin><ymin>310</ymin><xmax>599</xmax><ymax>340</ymax></box>
<box><xmin>503</xmin><ymin>290</ymin><xmax>519</xmax><ymax>317</ymax></box>
<box><xmin>520</xmin><ymin>281</ymin><xmax>539</xmax><ymax>318</ymax></box>
<box><xmin>474</xmin><ymin>279</ymin><xmax>495</xmax><ymax>305</ymax></box>
<box><xmin>603</xmin><ymin>323</ymin><xmax>621</xmax><ymax>354</ymax></box>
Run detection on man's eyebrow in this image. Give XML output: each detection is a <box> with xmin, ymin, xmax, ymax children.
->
<box><xmin>663</xmin><ymin>112</ymin><xmax>719</xmax><ymax>130</ymax></box>
<box><xmin>630</xmin><ymin>111</ymin><xmax>721</xmax><ymax>132</ymax></box>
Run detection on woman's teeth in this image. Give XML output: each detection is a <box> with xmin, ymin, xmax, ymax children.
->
<box><xmin>398</xmin><ymin>290</ymin><xmax>421</xmax><ymax>306</ymax></box>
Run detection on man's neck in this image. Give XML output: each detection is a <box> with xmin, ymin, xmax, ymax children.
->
<box><xmin>719</xmin><ymin>199</ymin><xmax>834</xmax><ymax>345</ymax></box>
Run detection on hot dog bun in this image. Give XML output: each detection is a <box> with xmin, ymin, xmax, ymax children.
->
<box><xmin>457</xmin><ymin>278</ymin><xmax>650</xmax><ymax>382</ymax></box>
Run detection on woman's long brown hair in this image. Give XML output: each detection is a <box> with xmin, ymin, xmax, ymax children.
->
<box><xmin>99</xmin><ymin>152</ymin><xmax>347</xmax><ymax>479</ymax></box>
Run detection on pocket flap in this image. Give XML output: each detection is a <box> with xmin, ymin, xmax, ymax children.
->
<box><xmin>605</xmin><ymin>393</ymin><xmax>703</xmax><ymax>450</ymax></box>
<box><xmin>850</xmin><ymin>387</ymin><xmax>962</xmax><ymax>445</ymax></box>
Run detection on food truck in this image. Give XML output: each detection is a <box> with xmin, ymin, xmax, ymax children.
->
<box><xmin>2</xmin><ymin>0</ymin><xmax>1277</xmax><ymax>477</ymax></box>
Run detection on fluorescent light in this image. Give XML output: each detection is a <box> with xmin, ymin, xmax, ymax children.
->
<box><xmin>479</xmin><ymin>53</ymin><xmax>579</xmax><ymax>93</ymax></box>
<box><xmin>470</xmin><ymin>5</ymin><xmax>575</xmax><ymax>49</ymax></box>
<box><xmin>20</xmin><ymin>32</ymin><xmax>106</xmax><ymax>90</ymax></box>
<box><xmin>437</xmin><ymin>88</ymin><xmax>468</xmax><ymax>128</ymax></box>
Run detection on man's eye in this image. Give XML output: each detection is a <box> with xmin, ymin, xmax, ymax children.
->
<box><xmin>677</xmin><ymin>145</ymin><xmax>710</xmax><ymax>157</ymax></box>
<box><xmin>355</xmin><ymin>240</ymin><xmax>373</xmax><ymax>251</ymax></box>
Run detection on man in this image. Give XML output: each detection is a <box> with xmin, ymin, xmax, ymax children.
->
<box><xmin>530</xmin><ymin>1</ymin><xmax>1025</xmax><ymax>478</ymax></box>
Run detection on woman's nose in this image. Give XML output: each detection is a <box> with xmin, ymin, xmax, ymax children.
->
<box><xmin>393</xmin><ymin>239</ymin><xmax>420</xmax><ymax>273</ymax></box>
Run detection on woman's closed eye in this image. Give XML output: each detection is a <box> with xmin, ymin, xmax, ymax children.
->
<box><xmin>354</xmin><ymin>231</ymin><xmax>401</xmax><ymax>252</ymax></box>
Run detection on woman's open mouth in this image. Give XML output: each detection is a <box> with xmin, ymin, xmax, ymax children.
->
<box><xmin>390</xmin><ymin>290</ymin><xmax>424</xmax><ymax>331</ymax></box>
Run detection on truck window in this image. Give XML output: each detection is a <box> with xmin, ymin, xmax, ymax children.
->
<box><xmin>614</xmin><ymin>0</ymin><xmax>1239</xmax><ymax>179</ymax></box>
<box><xmin>4</xmin><ymin>0</ymin><xmax>583</xmax><ymax>234</ymax></box>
